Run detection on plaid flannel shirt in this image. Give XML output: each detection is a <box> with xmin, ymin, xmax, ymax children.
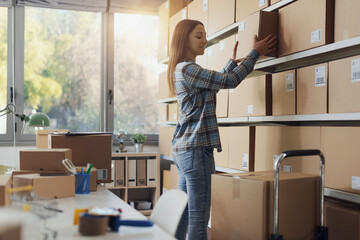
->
<box><xmin>171</xmin><ymin>49</ymin><xmax>260</xmax><ymax>154</ymax></box>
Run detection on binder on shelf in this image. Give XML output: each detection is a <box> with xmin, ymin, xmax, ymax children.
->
<box><xmin>147</xmin><ymin>159</ymin><xmax>157</xmax><ymax>186</ymax></box>
<box><xmin>115</xmin><ymin>159</ymin><xmax>125</xmax><ymax>187</ymax></box>
<box><xmin>128</xmin><ymin>159</ymin><xmax>136</xmax><ymax>187</ymax></box>
<box><xmin>136</xmin><ymin>159</ymin><xmax>146</xmax><ymax>186</ymax></box>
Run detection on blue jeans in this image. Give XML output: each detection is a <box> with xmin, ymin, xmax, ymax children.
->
<box><xmin>173</xmin><ymin>147</ymin><xmax>215</xmax><ymax>240</ymax></box>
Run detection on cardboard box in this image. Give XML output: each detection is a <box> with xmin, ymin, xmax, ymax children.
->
<box><xmin>211</xmin><ymin>171</ymin><xmax>320</xmax><ymax>240</ymax></box>
<box><xmin>228</xmin><ymin>75</ymin><xmax>272</xmax><ymax>117</ymax></box>
<box><xmin>170</xmin><ymin>164</ymin><xmax>179</xmax><ymax>189</ymax></box>
<box><xmin>297</xmin><ymin>63</ymin><xmax>328</xmax><ymax>115</ymax></box>
<box><xmin>168</xmin><ymin>0</ymin><xmax>190</xmax><ymax>17</ymax></box>
<box><xmin>0</xmin><ymin>175</ymin><xmax>11</xmax><ymax>206</ymax></box>
<box><xmin>214</xmin><ymin>127</ymin><xmax>229</xmax><ymax>167</ymax></box>
<box><xmin>158</xmin><ymin>1</ymin><xmax>169</xmax><ymax>61</ymax></box>
<box><xmin>208</xmin><ymin>0</ymin><xmax>235</xmax><ymax>35</ymax></box>
<box><xmin>321</xmin><ymin>127</ymin><xmax>360</xmax><ymax>195</ymax></box>
<box><xmin>0</xmin><ymin>224</ymin><xmax>21</xmax><ymax>240</ymax></box>
<box><xmin>334</xmin><ymin>0</ymin><xmax>360</xmax><ymax>42</ymax></box>
<box><xmin>159</xmin><ymin>126</ymin><xmax>175</xmax><ymax>157</ymax></box>
<box><xmin>158</xmin><ymin>104</ymin><xmax>168</xmax><ymax>122</ymax></box>
<box><xmin>237</xmin><ymin>10</ymin><xmax>278</xmax><ymax>60</ymax></box>
<box><xmin>216</xmin><ymin>90</ymin><xmax>229</xmax><ymax>118</ymax></box>
<box><xmin>20</xmin><ymin>148</ymin><xmax>72</xmax><ymax>171</ymax></box>
<box><xmin>236</xmin><ymin>0</ymin><xmax>270</xmax><ymax>21</ymax></box>
<box><xmin>158</xmin><ymin>71</ymin><xmax>170</xmax><ymax>100</ymax></box>
<box><xmin>278</xmin><ymin>0</ymin><xmax>334</xmax><ymax>56</ymax></box>
<box><xmin>48</xmin><ymin>133</ymin><xmax>112</xmax><ymax>183</ymax></box>
<box><xmin>272</xmin><ymin>70</ymin><xmax>296</xmax><ymax>116</ymax></box>
<box><xmin>228</xmin><ymin>126</ymin><xmax>255</xmax><ymax>171</ymax></box>
<box><xmin>329</xmin><ymin>55</ymin><xmax>360</xmax><ymax>113</ymax></box>
<box><xmin>13</xmin><ymin>174</ymin><xmax>75</xmax><ymax>199</ymax></box>
<box><xmin>162</xmin><ymin>169</ymin><xmax>171</xmax><ymax>191</ymax></box>
<box><xmin>168</xmin><ymin>103</ymin><xmax>178</xmax><ymax>121</ymax></box>
<box><xmin>187</xmin><ymin>0</ymin><xmax>208</xmax><ymax>32</ymax></box>
<box><xmin>169</xmin><ymin>7</ymin><xmax>187</xmax><ymax>52</ymax></box>
<box><xmin>324</xmin><ymin>197</ymin><xmax>360</xmax><ymax>240</ymax></box>
<box><xmin>36</xmin><ymin>129</ymin><xmax>69</xmax><ymax>149</ymax></box>
<box><xmin>207</xmin><ymin>35</ymin><xmax>236</xmax><ymax>72</ymax></box>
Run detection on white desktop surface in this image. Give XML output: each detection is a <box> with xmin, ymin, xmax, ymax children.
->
<box><xmin>0</xmin><ymin>186</ymin><xmax>175</xmax><ymax>240</ymax></box>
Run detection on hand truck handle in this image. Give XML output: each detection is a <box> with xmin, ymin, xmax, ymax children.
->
<box><xmin>272</xmin><ymin>149</ymin><xmax>325</xmax><ymax>238</ymax></box>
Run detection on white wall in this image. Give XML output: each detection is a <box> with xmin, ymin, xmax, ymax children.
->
<box><xmin>0</xmin><ymin>146</ymin><xmax>33</xmax><ymax>169</ymax></box>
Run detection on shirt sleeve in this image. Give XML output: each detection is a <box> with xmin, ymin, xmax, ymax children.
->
<box><xmin>220</xmin><ymin>59</ymin><xmax>238</xmax><ymax>73</ymax></box>
<box><xmin>182</xmin><ymin>49</ymin><xmax>260</xmax><ymax>90</ymax></box>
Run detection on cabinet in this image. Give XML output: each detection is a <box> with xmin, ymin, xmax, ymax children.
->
<box><xmin>108</xmin><ymin>152</ymin><xmax>160</xmax><ymax>216</ymax></box>
<box><xmin>157</xmin><ymin>0</ymin><xmax>360</xmax><ymax>204</ymax></box>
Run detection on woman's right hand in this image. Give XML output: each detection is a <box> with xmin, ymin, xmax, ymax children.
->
<box><xmin>253</xmin><ymin>34</ymin><xmax>277</xmax><ymax>56</ymax></box>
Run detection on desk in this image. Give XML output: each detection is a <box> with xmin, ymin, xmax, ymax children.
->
<box><xmin>0</xmin><ymin>186</ymin><xmax>175</xmax><ymax>240</ymax></box>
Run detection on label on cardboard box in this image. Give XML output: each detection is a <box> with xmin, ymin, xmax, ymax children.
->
<box><xmin>229</xmin><ymin>89</ymin><xmax>235</xmax><ymax>93</ymax></box>
<box><xmin>239</xmin><ymin>21</ymin><xmax>246</xmax><ymax>32</ymax></box>
<box><xmin>242</xmin><ymin>153</ymin><xmax>249</xmax><ymax>169</ymax></box>
<box><xmin>259</xmin><ymin>0</ymin><xmax>266</xmax><ymax>7</ymax></box>
<box><xmin>182</xmin><ymin>9</ymin><xmax>186</xmax><ymax>20</ymax></box>
<box><xmin>352</xmin><ymin>176</ymin><xmax>360</xmax><ymax>190</ymax></box>
<box><xmin>173</xmin><ymin>113</ymin><xmax>177</xmax><ymax>119</ymax></box>
<box><xmin>203</xmin><ymin>0</ymin><xmax>208</xmax><ymax>12</ymax></box>
<box><xmin>219</xmin><ymin>41</ymin><xmax>225</xmax><ymax>51</ymax></box>
<box><xmin>283</xmin><ymin>165</ymin><xmax>293</xmax><ymax>172</ymax></box>
<box><xmin>285</xmin><ymin>73</ymin><xmax>294</xmax><ymax>92</ymax></box>
<box><xmin>246</xmin><ymin>105</ymin><xmax>254</xmax><ymax>114</ymax></box>
<box><xmin>351</xmin><ymin>58</ymin><xmax>360</xmax><ymax>83</ymax></box>
<box><xmin>311</xmin><ymin>29</ymin><xmax>322</xmax><ymax>43</ymax></box>
<box><xmin>315</xmin><ymin>66</ymin><xmax>326</xmax><ymax>87</ymax></box>
<box><xmin>97</xmin><ymin>169</ymin><xmax>108</xmax><ymax>180</ymax></box>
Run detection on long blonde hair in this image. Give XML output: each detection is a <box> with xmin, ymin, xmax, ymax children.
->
<box><xmin>167</xmin><ymin>19</ymin><xmax>204</xmax><ymax>97</ymax></box>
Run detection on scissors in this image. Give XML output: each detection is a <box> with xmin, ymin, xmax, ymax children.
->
<box><xmin>62</xmin><ymin>159</ymin><xmax>77</xmax><ymax>174</ymax></box>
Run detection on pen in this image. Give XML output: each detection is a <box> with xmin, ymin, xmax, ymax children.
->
<box><xmin>86</xmin><ymin>164</ymin><xmax>93</xmax><ymax>174</ymax></box>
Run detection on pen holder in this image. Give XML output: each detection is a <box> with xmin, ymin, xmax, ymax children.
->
<box><xmin>75</xmin><ymin>173</ymin><xmax>91</xmax><ymax>194</ymax></box>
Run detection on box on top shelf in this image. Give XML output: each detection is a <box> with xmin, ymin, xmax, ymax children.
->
<box><xmin>236</xmin><ymin>0</ymin><xmax>270</xmax><ymax>22</ymax></box>
<box><xmin>334</xmin><ymin>0</ymin><xmax>360</xmax><ymax>42</ymax></box>
<box><xmin>297</xmin><ymin>63</ymin><xmax>328</xmax><ymax>115</ymax></box>
<box><xmin>169</xmin><ymin>7</ymin><xmax>187</xmax><ymax>53</ymax></box>
<box><xmin>208</xmin><ymin>0</ymin><xmax>235</xmax><ymax>36</ymax></box>
<box><xmin>321</xmin><ymin>126</ymin><xmax>360</xmax><ymax>195</ymax></box>
<box><xmin>36</xmin><ymin>129</ymin><xmax>69</xmax><ymax>149</ymax></box>
<box><xmin>228</xmin><ymin>74</ymin><xmax>272</xmax><ymax>117</ymax></box>
<box><xmin>187</xmin><ymin>0</ymin><xmax>208</xmax><ymax>32</ymax></box>
<box><xmin>278</xmin><ymin>0</ymin><xmax>334</xmax><ymax>57</ymax></box>
<box><xmin>272</xmin><ymin>69</ymin><xmax>296</xmax><ymax>116</ymax></box>
<box><xmin>211</xmin><ymin>171</ymin><xmax>320</xmax><ymax>240</ymax></box>
<box><xmin>328</xmin><ymin>55</ymin><xmax>360</xmax><ymax>113</ymax></box>
<box><xmin>214</xmin><ymin>127</ymin><xmax>229</xmax><ymax>168</ymax></box>
<box><xmin>228</xmin><ymin>126</ymin><xmax>255</xmax><ymax>171</ymax></box>
<box><xmin>0</xmin><ymin>175</ymin><xmax>11</xmax><ymax>206</ymax></box>
<box><xmin>237</xmin><ymin>10</ymin><xmax>278</xmax><ymax>60</ymax></box>
<box><xmin>48</xmin><ymin>133</ymin><xmax>112</xmax><ymax>183</ymax></box>
<box><xmin>158</xmin><ymin>71</ymin><xmax>170</xmax><ymax>100</ymax></box>
<box><xmin>158</xmin><ymin>1</ymin><xmax>170</xmax><ymax>61</ymax></box>
<box><xmin>12</xmin><ymin>174</ymin><xmax>75</xmax><ymax>199</ymax></box>
<box><xmin>19</xmin><ymin>148</ymin><xmax>71</xmax><ymax>171</ymax></box>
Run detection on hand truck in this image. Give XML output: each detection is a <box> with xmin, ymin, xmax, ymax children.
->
<box><xmin>270</xmin><ymin>149</ymin><xmax>328</xmax><ymax>240</ymax></box>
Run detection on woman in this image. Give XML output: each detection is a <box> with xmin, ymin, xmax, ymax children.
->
<box><xmin>167</xmin><ymin>19</ymin><xmax>276</xmax><ymax>240</ymax></box>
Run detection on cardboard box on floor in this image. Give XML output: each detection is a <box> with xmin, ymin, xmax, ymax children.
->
<box><xmin>36</xmin><ymin>129</ymin><xmax>69</xmax><ymax>149</ymax></box>
<box><xmin>228</xmin><ymin>75</ymin><xmax>272</xmax><ymax>117</ymax></box>
<box><xmin>211</xmin><ymin>171</ymin><xmax>320</xmax><ymax>240</ymax></box>
<box><xmin>235</xmin><ymin>0</ymin><xmax>269</xmax><ymax>22</ymax></box>
<box><xmin>237</xmin><ymin>10</ymin><xmax>278</xmax><ymax>60</ymax></box>
<box><xmin>272</xmin><ymin>70</ymin><xmax>296</xmax><ymax>116</ymax></box>
<box><xmin>278</xmin><ymin>0</ymin><xmax>334</xmax><ymax>57</ymax></box>
<box><xmin>13</xmin><ymin>174</ymin><xmax>75</xmax><ymax>199</ymax></box>
<box><xmin>297</xmin><ymin>63</ymin><xmax>328</xmax><ymax>115</ymax></box>
<box><xmin>208</xmin><ymin>0</ymin><xmax>235</xmax><ymax>35</ymax></box>
<box><xmin>334</xmin><ymin>0</ymin><xmax>360</xmax><ymax>42</ymax></box>
<box><xmin>324</xmin><ymin>197</ymin><xmax>360</xmax><ymax>240</ymax></box>
<box><xmin>0</xmin><ymin>175</ymin><xmax>11</xmax><ymax>206</ymax></box>
<box><xmin>321</xmin><ymin>127</ymin><xmax>360</xmax><ymax>195</ymax></box>
<box><xmin>19</xmin><ymin>148</ymin><xmax>71</xmax><ymax>171</ymax></box>
<box><xmin>48</xmin><ymin>133</ymin><xmax>112</xmax><ymax>183</ymax></box>
<box><xmin>329</xmin><ymin>55</ymin><xmax>360</xmax><ymax>113</ymax></box>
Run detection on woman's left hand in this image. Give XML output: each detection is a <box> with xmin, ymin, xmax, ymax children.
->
<box><xmin>232</xmin><ymin>41</ymin><xmax>245</xmax><ymax>64</ymax></box>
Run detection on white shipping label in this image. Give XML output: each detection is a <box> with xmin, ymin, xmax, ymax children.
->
<box><xmin>352</xmin><ymin>176</ymin><xmax>360</xmax><ymax>190</ymax></box>
<box><xmin>203</xmin><ymin>0</ymin><xmax>208</xmax><ymax>11</ymax></box>
<box><xmin>246</xmin><ymin>105</ymin><xmax>254</xmax><ymax>114</ymax></box>
<box><xmin>182</xmin><ymin>9</ymin><xmax>186</xmax><ymax>20</ymax></box>
<box><xmin>311</xmin><ymin>29</ymin><xmax>322</xmax><ymax>43</ymax></box>
<box><xmin>239</xmin><ymin>21</ymin><xmax>246</xmax><ymax>32</ymax></box>
<box><xmin>229</xmin><ymin>89</ymin><xmax>236</xmax><ymax>93</ymax></box>
<box><xmin>259</xmin><ymin>0</ymin><xmax>266</xmax><ymax>7</ymax></box>
<box><xmin>315</xmin><ymin>66</ymin><xmax>326</xmax><ymax>87</ymax></box>
<box><xmin>351</xmin><ymin>58</ymin><xmax>360</xmax><ymax>82</ymax></box>
<box><xmin>283</xmin><ymin>165</ymin><xmax>293</xmax><ymax>172</ymax></box>
<box><xmin>219</xmin><ymin>41</ymin><xmax>225</xmax><ymax>51</ymax></box>
<box><xmin>285</xmin><ymin>73</ymin><xmax>294</xmax><ymax>92</ymax></box>
<box><xmin>97</xmin><ymin>169</ymin><xmax>108</xmax><ymax>180</ymax></box>
<box><xmin>165</xmin><ymin>1</ymin><xmax>169</xmax><ymax>8</ymax></box>
<box><xmin>242</xmin><ymin>153</ymin><xmax>249</xmax><ymax>169</ymax></box>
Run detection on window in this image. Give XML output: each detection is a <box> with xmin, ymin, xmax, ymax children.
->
<box><xmin>113</xmin><ymin>13</ymin><xmax>164</xmax><ymax>135</ymax></box>
<box><xmin>23</xmin><ymin>7</ymin><xmax>102</xmax><ymax>134</ymax></box>
<box><xmin>0</xmin><ymin>7</ymin><xmax>7</xmax><ymax>134</ymax></box>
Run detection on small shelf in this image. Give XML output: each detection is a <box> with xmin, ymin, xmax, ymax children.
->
<box><xmin>262</xmin><ymin>0</ymin><xmax>297</xmax><ymax>12</ymax></box>
<box><xmin>215</xmin><ymin>166</ymin><xmax>246</xmax><ymax>174</ymax></box>
<box><xmin>158</xmin><ymin>121</ymin><xmax>177</xmax><ymax>126</ymax></box>
<box><xmin>325</xmin><ymin>188</ymin><xmax>360</xmax><ymax>205</ymax></box>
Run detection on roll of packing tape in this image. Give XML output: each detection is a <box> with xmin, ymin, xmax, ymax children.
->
<box><xmin>78</xmin><ymin>213</ymin><xmax>108</xmax><ymax>236</ymax></box>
